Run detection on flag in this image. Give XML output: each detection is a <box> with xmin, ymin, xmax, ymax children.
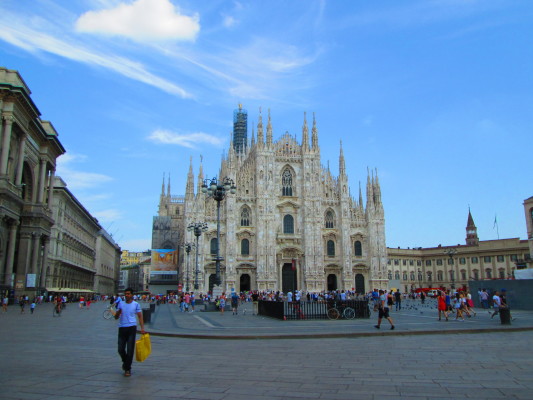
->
<box><xmin>493</xmin><ymin>215</ymin><xmax>497</xmax><ymax>229</ymax></box>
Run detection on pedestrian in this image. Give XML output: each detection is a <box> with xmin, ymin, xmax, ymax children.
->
<box><xmin>480</xmin><ymin>289</ymin><xmax>489</xmax><ymax>309</ymax></box>
<box><xmin>394</xmin><ymin>289</ymin><xmax>402</xmax><ymax>311</ymax></box>
<box><xmin>490</xmin><ymin>291</ymin><xmax>501</xmax><ymax>319</ymax></box>
<box><xmin>114</xmin><ymin>287</ymin><xmax>146</xmax><ymax>377</ymax></box>
<box><xmin>79</xmin><ymin>295</ymin><xmax>85</xmax><ymax>309</ymax></box>
<box><xmin>19</xmin><ymin>296</ymin><xmax>25</xmax><ymax>314</ymax></box>
<box><xmin>453</xmin><ymin>293</ymin><xmax>465</xmax><ymax>321</ymax></box>
<box><xmin>231</xmin><ymin>292</ymin><xmax>240</xmax><ymax>315</ymax></box>
<box><xmin>420</xmin><ymin>291</ymin><xmax>426</xmax><ymax>304</ymax></box>
<box><xmin>219</xmin><ymin>293</ymin><xmax>226</xmax><ymax>314</ymax></box>
<box><xmin>30</xmin><ymin>300</ymin><xmax>36</xmax><ymax>314</ymax></box>
<box><xmin>190</xmin><ymin>292</ymin><xmax>195</xmax><ymax>312</ymax></box>
<box><xmin>2</xmin><ymin>296</ymin><xmax>8</xmax><ymax>312</ymax></box>
<box><xmin>374</xmin><ymin>289</ymin><xmax>395</xmax><ymax>330</ymax></box>
<box><xmin>437</xmin><ymin>291</ymin><xmax>448</xmax><ymax>321</ymax></box>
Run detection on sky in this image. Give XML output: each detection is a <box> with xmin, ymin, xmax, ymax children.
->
<box><xmin>1</xmin><ymin>0</ymin><xmax>531</xmax><ymax>252</ymax></box>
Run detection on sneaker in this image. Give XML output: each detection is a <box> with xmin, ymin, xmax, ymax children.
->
<box><xmin>124</xmin><ymin>370</ymin><xmax>131</xmax><ymax>377</ymax></box>
<box><xmin>390</xmin><ymin>325</ymin><xmax>395</xmax><ymax>330</ymax></box>
<box><xmin>374</xmin><ymin>325</ymin><xmax>380</xmax><ymax>329</ymax></box>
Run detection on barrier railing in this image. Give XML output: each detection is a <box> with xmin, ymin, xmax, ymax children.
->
<box><xmin>259</xmin><ymin>300</ymin><xmax>370</xmax><ymax>320</ymax></box>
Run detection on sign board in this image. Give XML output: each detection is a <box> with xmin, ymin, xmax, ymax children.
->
<box><xmin>26</xmin><ymin>274</ymin><xmax>37</xmax><ymax>288</ymax></box>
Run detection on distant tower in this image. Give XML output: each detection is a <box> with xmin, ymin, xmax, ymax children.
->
<box><xmin>233</xmin><ymin>103</ymin><xmax>248</xmax><ymax>154</ymax></box>
<box><xmin>466</xmin><ymin>208</ymin><xmax>479</xmax><ymax>246</ymax></box>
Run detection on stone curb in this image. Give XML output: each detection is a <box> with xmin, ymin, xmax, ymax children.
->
<box><xmin>139</xmin><ymin>325</ymin><xmax>533</xmax><ymax>340</ymax></box>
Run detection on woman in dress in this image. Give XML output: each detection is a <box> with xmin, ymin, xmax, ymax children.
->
<box><xmin>437</xmin><ymin>291</ymin><xmax>448</xmax><ymax>321</ymax></box>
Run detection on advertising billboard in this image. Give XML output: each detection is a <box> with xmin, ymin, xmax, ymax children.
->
<box><xmin>151</xmin><ymin>249</ymin><xmax>177</xmax><ymax>274</ymax></box>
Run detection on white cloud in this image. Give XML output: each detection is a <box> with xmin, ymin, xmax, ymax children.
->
<box><xmin>222</xmin><ymin>15</ymin><xmax>236</xmax><ymax>28</ymax></box>
<box><xmin>75</xmin><ymin>0</ymin><xmax>200</xmax><ymax>42</ymax></box>
<box><xmin>93</xmin><ymin>208</ymin><xmax>123</xmax><ymax>222</ymax></box>
<box><xmin>56</xmin><ymin>153</ymin><xmax>114</xmax><ymax>189</ymax></box>
<box><xmin>0</xmin><ymin>20</ymin><xmax>192</xmax><ymax>98</ymax></box>
<box><xmin>147</xmin><ymin>129</ymin><xmax>225</xmax><ymax>149</ymax></box>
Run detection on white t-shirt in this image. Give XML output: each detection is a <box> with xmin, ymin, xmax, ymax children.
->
<box><xmin>492</xmin><ymin>295</ymin><xmax>501</xmax><ymax>308</ymax></box>
<box><xmin>117</xmin><ymin>300</ymin><xmax>141</xmax><ymax>328</ymax></box>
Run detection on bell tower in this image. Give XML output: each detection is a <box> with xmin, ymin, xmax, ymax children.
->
<box><xmin>466</xmin><ymin>208</ymin><xmax>479</xmax><ymax>246</ymax></box>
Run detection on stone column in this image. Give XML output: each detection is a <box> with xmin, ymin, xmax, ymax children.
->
<box><xmin>3</xmin><ymin>220</ymin><xmax>19</xmax><ymax>286</ymax></box>
<box><xmin>47</xmin><ymin>169</ymin><xmax>55</xmax><ymax>208</ymax></box>
<box><xmin>30</xmin><ymin>233</ymin><xmax>41</xmax><ymax>276</ymax></box>
<box><xmin>39</xmin><ymin>236</ymin><xmax>50</xmax><ymax>288</ymax></box>
<box><xmin>14</xmin><ymin>132</ymin><xmax>27</xmax><ymax>185</ymax></box>
<box><xmin>37</xmin><ymin>159</ymin><xmax>47</xmax><ymax>203</ymax></box>
<box><xmin>0</xmin><ymin>115</ymin><xmax>14</xmax><ymax>175</ymax></box>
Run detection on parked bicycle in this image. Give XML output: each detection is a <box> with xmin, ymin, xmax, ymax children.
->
<box><xmin>103</xmin><ymin>304</ymin><xmax>116</xmax><ymax>320</ymax></box>
<box><xmin>326</xmin><ymin>301</ymin><xmax>356</xmax><ymax>320</ymax></box>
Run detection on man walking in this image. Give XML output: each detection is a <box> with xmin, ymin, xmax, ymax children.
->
<box><xmin>114</xmin><ymin>288</ymin><xmax>145</xmax><ymax>377</ymax></box>
<box><xmin>374</xmin><ymin>289</ymin><xmax>395</xmax><ymax>330</ymax></box>
<box><xmin>394</xmin><ymin>289</ymin><xmax>402</xmax><ymax>311</ymax></box>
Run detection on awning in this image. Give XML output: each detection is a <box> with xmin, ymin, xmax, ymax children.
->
<box><xmin>45</xmin><ymin>288</ymin><xmax>95</xmax><ymax>293</ymax></box>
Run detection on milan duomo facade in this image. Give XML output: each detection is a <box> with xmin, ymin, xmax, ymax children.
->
<box><xmin>154</xmin><ymin>108</ymin><xmax>387</xmax><ymax>294</ymax></box>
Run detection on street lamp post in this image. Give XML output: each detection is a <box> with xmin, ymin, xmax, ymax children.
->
<box><xmin>187</xmin><ymin>222</ymin><xmax>208</xmax><ymax>290</ymax></box>
<box><xmin>443</xmin><ymin>248</ymin><xmax>457</xmax><ymax>290</ymax></box>
<box><xmin>201</xmin><ymin>177</ymin><xmax>237</xmax><ymax>286</ymax></box>
<box><xmin>183</xmin><ymin>242</ymin><xmax>195</xmax><ymax>292</ymax></box>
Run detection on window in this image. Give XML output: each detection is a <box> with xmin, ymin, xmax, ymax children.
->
<box><xmin>394</xmin><ymin>271</ymin><xmax>400</xmax><ymax>280</ymax></box>
<box><xmin>325</xmin><ymin>210</ymin><xmax>335</xmax><ymax>229</ymax></box>
<box><xmin>409</xmin><ymin>260</ymin><xmax>414</xmax><ymax>266</ymax></box>
<box><xmin>459</xmin><ymin>257</ymin><xmax>466</xmax><ymax>265</ymax></box>
<box><xmin>240</xmin><ymin>207</ymin><xmax>250</xmax><ymax>227</ymax></box>
<box><xmin>327</xmin><ymin>240</ymin><xmax>335</xmax><ymax>256</ymax></box>
<box><xmin>427</xmin><ymin>271</ymin><xmax>432</xmax><ymax>282</ymax></box>
<box><xmin>499</xmin><ymin>269</ymin><xmax>505</xmax><ymax>279</ymax></box>
<box><xmin>410</xmin><ymin>272</ymin><xmax>415</xmax><ymax>281</ymax></box>
<box><xmin>402</xmin><ymin>272</ymin><xmax>407</xmax><ymax>281</ymax></box>
<box><xmin>388</xmin><ymin>271</ymin><xmax>392</xmax><ymax>280</ymax></box>
<box><xmin>436</xmin><ymin>259</ymin><xmax>443</xmax><ymax>266</ymax></box>
<box><xmin>425</xmin><ymin>260</ymin><xmax>432</xmax><ymax>266</ymax></box>
<box><xmin>209</xmin><ymin>238</ymin><xmax>218</xmax><ymax>255</ymax></box>
<box><xmin>471</xmin><ymin>257</ymin><xmax>479</xmax><ymax>263</ymax></box>
<box><xmin>447</xmin><ymin>258</ymin><xmax>454</xmax><ymax>265</ymax></box>
<box><xmin>282</xmin><ymin>168</ymin><xmax>293</xmax><ymax>196</ymax></box>
<box><xmin>485</xmin><ymin>269</ymin><xmax>492</xmax><ymax>279</ymax></box>
<box><xmin>402</xmin><ymin>260</ymin><xmax>407</xmax><ymax>266</ymax></box>
<box><xmin>473</xmin><ymin>270</ymin><xmax>479</xmax><ymax>280</ymax></box>
<box><xmin>354</xmin><ymin>241</ymin><xmax>362</xmax><ymax>256</ymax></box>
<box><xmin>394</xmin><ymin>259</ymin><xmax>399</xmax><ymax>265</ymax></box>
<box><xmin>461</xmin><ymin>270</ymin><xmax>466</xmax><ymax>280</ymax></box>
<box><xmin>437</xmin><ymin>271</ymin><xmax>443</xmax><ymax>281</ymax></box>
<box><xmin>283</xmin><ymin>214</ymin><xmax>294</xmax><ymax>234</ymax></box>
<box><xmin>417</xmin><ymin>260</ymin><xmax>422</xmax><ymax>266</ymax></box>
<box><xmin>484</xmin><ymin>256</ymin><xmax>491</xmax><ymax>263</ymax></box>
<box><xmin>510</xmin><ymin>254</ymin><xmax>518</xmax><ymax>262</ymax></box>
<box><xmin>497</xmin><ymin>255</ymin><xmax>504</xmax><ymax>262</ymax></box>
<box><xmin>387</xmin><ymin>259</ymin><xmax>391</xmax><ymax>265</ymax></box>
<box><xmin>241</xmin><ymin>239</ymin><xmax>249</xmax><ymax>256</ymax></box>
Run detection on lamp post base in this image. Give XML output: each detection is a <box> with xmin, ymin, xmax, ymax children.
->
<box><xmin>211</xmin><ymin>284</ymin><xmax>223</xmax><ymax>300</ymax></box>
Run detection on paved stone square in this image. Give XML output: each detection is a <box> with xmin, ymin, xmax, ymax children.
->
<box><xmin>1</xmin><ymin>301</ymin><xmax>533</xmax><ymax>400</ymax></box>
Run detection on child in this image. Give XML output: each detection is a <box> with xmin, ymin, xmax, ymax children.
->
<box><xmin>30</xmin><ymin>301</ymin><xmax>36</xmax><ymax>314</ymax></box>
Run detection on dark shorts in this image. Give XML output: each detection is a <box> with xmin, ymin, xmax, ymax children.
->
<box><xmin>378</xmin><ymin>307</ymin><xmax>390</xmax><ymax>318</ymax></box>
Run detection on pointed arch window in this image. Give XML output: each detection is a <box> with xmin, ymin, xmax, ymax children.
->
<box><xmin>241</xmin><ymin>239</ymin><xmax>249</xmax><ymax>256</ymax></box>
<box><xmin>354</xmin><ymin>241</ymin><xmax>362</xmax><ymax>256</ymax></box>
<box><xmin>282</xmin><ymin>168</ymin><xmax>293</xmax><ymax>196</ymax></box>
<box><xmin>283</xmin><ymin>214</ymin><xmax>294</xmax><ymax>234</ymax></box>
<box><xmin>325</xmin><ymin>210</ymin><xmax>335</xmax><ymax>229</ymax></box>
<box><xmin>240</xmin><ymin>207</ymin><xmax>251</xmax><ymax>227</ymax></box>
<box><xmin>327</xmin><ymin>240</ymin><xmax>335</xmax><ymax>256</ymax></box>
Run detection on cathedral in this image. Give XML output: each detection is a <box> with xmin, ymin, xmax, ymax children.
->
<box><xmin>152</xmin><ymin>106</ymin><xmax>387</xmax><ymax>294</ymax></box>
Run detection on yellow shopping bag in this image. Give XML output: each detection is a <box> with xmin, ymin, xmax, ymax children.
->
<box><xmin>135</xmin><ymin>333</ymin><xmax>151</xmax><ymax>362</ymax></box>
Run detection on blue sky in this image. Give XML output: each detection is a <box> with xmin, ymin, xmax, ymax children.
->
<box><xmin>1</xmin><ymin>0</ymin><xmax>531</xmax><ymax>251</ymax></box>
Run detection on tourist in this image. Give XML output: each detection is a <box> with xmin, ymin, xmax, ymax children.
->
<box><xmin>374</xmin><ymin>289</ymin><xmax>395</xmax><ymax>330</ymax></box>
<box><xmin>114</xmin><ymin>287</ymin><xmax>145</xmax><ymax>377</ymax></box>
<box><xmin>437</xmin><ymin>291</ymin><xmax>448</xmax><ymax>321</ymax></box>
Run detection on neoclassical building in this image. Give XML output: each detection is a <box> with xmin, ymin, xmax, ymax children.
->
<box><xmin>0</xmin><ymin>67</ymin><xmax>65</xmax><ymax>295</ymax></box>
<box><xmin>154</xmin><ymin>108</ymin><xmax>387</xmax><ymax>294</ymax></box>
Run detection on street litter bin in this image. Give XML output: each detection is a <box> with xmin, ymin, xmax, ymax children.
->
<box><xmin>499</xmin><ymin>307</ymin><xmax>511</xmax><ymax>325</ymax></box>
<box><xmin>142</xmin><ymin>308</ymin><xmax>151</xmax><ymax>323</ymax></box>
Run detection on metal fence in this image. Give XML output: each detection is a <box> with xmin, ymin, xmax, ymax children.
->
<box><xmin>258</xmin><ymin>300</ymin><xmax>370</xmax><ymax>320</ymax></box>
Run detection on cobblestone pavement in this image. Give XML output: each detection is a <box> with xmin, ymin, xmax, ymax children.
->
<box><xmin>1</xmin><ymin>301</ymin><xmax>533</xmax><ymax>400</ymax></box>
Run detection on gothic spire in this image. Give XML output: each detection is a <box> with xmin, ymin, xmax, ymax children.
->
<box><xmin>186</xmin><ymin>157</ymin><xmax>194</xmax><ymax>200</ymax></box>
<box><xmin>167</xmin><ymin>172</ymin><xmax>171</xmax><ymax>196</ymax></box>
<box><xmin>339</xmin><ymin>140</ymin><xmax>346</xmax><ymax>176</ymax></box>
<box><xmin>161</xmin><ymin>173</ymin><xmax>165</xmax><ymax>196</ymax></box>
<box><xmin>466</xmin><ymin>208</ymin><xmax>479</xmax><ymax>246</ymax></box>
<box><xmin>197</xmin><ymin>155</ymin><xmax>204</xmax><ymax>194</ymax></box>
<box><xmin>257</xmin><ymin>107</ymin><xmax>264</xmax><ymax>146</ymax></box>
<box><xmin>311</xmin><ymin>112</ymin><xmax>319</xmax><ymax>150</ymax></box>
<box><xmin>266</xmin><ymin>108</ymin><xmax>273</xmax><ymax>146</ymax></box>
<box><xmin>251</xmin><ymin>125</ymin><xmax>255</xmax><ymax>147</ymax></box>
<box><xmin>359</xmin><ymin>181</ymin><xmax>364</xmax><ymax>211</ymax></box>
<box><xmin>302</xmin><ymin>112</ymin><xmax>309</xmax><ymax>152</ymax></box>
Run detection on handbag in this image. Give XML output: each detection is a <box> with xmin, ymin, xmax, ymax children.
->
<box><xmin>135</xmin><ymin>333</ymin><xmax>151</xmax><ymax>362</ymax></box>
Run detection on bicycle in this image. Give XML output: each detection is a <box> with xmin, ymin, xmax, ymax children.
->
<box><xmin>326</xmin><ymin>301</ymin><xmax>356</xmax><ymax>320</ymax></box>
<box><xmin>103</xmin><ymin>304</ymin><xmax>116</xmax><ymax>320</ymax></box>
<box><xmin>53</xmin><ymin>303</ymin><xmax>62</xmax><ymax>317</ymax></box>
